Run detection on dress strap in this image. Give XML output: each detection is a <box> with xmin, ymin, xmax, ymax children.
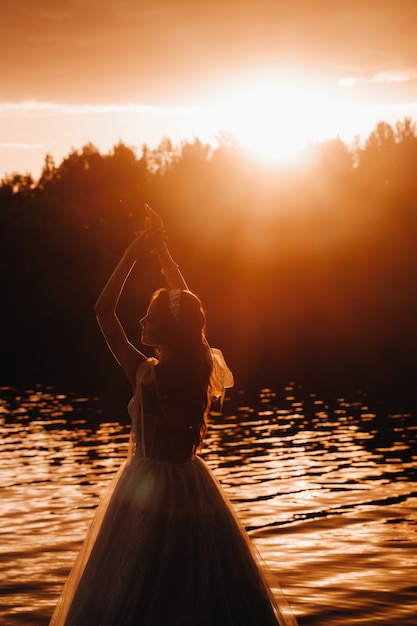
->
<box><xmin>135</xmin><ymin>358</ymin><xmax>158</xmax><ymax>458</ymax></box>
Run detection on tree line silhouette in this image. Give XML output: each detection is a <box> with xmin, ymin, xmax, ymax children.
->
<box><xmin>1</xmin><ymin>119</ymin><xmax>417</xmax><ymax>408</ymax></box>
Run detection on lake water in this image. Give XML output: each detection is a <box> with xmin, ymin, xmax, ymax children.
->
<box><xmin>1</xmin><ymin>384</ymin><xmax>416</xmax><ymax>625</ymax></box>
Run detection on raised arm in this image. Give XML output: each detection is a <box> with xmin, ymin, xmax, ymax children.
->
<box><xmin>157</xmin><ymin>242</ymin><xmax>188</xmax><ymax>290</ymax></box>
<box><xmin>144</xmin><ymin>204</ymin><xmax>188</xmax><ymax>290</ymax></box>
<box><xmin>94</xmin><ymin>227</ymin><xmax>162</xmax><ymax>388</ymax></box>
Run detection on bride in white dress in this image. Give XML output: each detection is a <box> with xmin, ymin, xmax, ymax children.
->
<box><xmin>49</xmin><ymin>207</ymin><xmax>298</xmax><ymax>625</ymax></box>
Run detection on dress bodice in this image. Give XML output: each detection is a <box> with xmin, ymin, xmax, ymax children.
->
<box><xmin>130</xmin><ymin>358</ymin><xmax>197</xmax><ymax>463</ymax></box>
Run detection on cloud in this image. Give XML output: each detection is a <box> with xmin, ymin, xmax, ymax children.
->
<box><xmin>0</xmin><ymin>142</ymin><xmax>44</xmax><ymax>150</ymax></box>
<box><xmin>338</xmin><ymin>77</ymin><xmax>359</xmax><ymax>88</ymax></box>
<box><xmin>0</xmin><ymin>100</ymin><xmax>195</xmax><ymax>118</ymax></box>
<box><xmin>339</xmin><ymin>71</ymin><xmax>415</xmax><ymax>88</ymax></box>
<box><xmin>372</xmin><ymin>72</ymin><xmax>412</xmax><ymax>84</ymax></box>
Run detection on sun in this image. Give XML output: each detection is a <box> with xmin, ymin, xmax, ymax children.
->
<box><xmin>196</xmin><ymin>68</ymin><xmax>358</xmax><ymax>166</ymax></box>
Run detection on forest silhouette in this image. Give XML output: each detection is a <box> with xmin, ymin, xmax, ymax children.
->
<box><xmin>1</xmin><ymin>119</ymin><xmax>417</xmax><ymax>408</ymax></box>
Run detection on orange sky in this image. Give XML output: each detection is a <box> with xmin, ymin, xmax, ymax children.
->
<box><xmin>2</xmin><ymin>0</ymin><xmax>417</xmax><ymax>178</ymax></box>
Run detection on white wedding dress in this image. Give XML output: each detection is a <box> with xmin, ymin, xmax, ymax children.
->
<box><xmin>50</xmin><ymin>358</ymin><xmax>297</xmax><ymax>625</ymax></box>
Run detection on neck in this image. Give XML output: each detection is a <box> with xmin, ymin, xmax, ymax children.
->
<box><xmin>157</xmin><ymin>345</ymin><xmax>175</xmax><ymax>365</ymax></box>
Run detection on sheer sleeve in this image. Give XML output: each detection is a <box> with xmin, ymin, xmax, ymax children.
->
<box><xmin>209</xmin><ymin>348</ymin><xmax>234</xmax><ymax>406</ymax></box>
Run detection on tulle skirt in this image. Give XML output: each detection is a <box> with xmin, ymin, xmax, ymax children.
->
<box><xmin>50</xmin><ymin>454</ymin><xmax>297</xmax><ymax>626</ymax></box>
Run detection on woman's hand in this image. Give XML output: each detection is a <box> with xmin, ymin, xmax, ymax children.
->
<box><xmin>144</xmin><ymin>203</ymin><xmax>164</xmax><ymax>232</ymax></box>
<box><xmin>125</xmin><ymin>204</ymin><xmax>166</xmax><ymax>262</ymax></box>
<box><xmin>134</xmin><ymin>203</ymin><xmax>188</xmax><ymax>290</ymax></box>
<box><xmin>124</xmin><ymin>224</ymin><xmax>165</xmax><ymax>263</ymax></box>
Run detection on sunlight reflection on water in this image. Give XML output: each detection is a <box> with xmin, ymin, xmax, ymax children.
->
<box><xmin>0</xmin><ymin>384</ymin><xmax>416</xmax><ymax>625</ymax></box>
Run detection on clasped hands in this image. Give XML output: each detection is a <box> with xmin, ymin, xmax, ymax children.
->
<box><xmin>125</xmin><ymin>204</ymin><xmax>167</xmax><ymax>262</ymax></box>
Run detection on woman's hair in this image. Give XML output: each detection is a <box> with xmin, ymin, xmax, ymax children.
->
<box><xmin>150</xmin><ymin>288</ymin><xmax>213</xmax><ymax>452</ymax></box>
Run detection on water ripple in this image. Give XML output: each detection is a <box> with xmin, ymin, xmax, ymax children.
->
<box><xmin>0</xmin><ymin>384</ymin><xmax>416</xmax><ymax>625</ymax></box>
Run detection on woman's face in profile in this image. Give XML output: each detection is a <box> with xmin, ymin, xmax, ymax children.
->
<box><xmin>140</xmin><ymin>298</ymin><xmax>167</xmax><ymax>346</ymax></box>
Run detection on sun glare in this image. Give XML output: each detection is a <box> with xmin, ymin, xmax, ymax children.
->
<box><xmin>196</xmin><ymin>69</ymin><xmax>363</xmax><ymax>166</ymax></box>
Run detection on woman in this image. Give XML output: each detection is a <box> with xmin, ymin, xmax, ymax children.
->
<box><xmin>50</xmin><ymin>207</ymin><xmax>297</xmax><ymax>625</ymax></box>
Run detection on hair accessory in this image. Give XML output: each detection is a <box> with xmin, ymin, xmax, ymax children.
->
<box><xmin>168</xmin><ymin>289</ymin><xmax>181</xmax><ymax>322</ymax></box>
